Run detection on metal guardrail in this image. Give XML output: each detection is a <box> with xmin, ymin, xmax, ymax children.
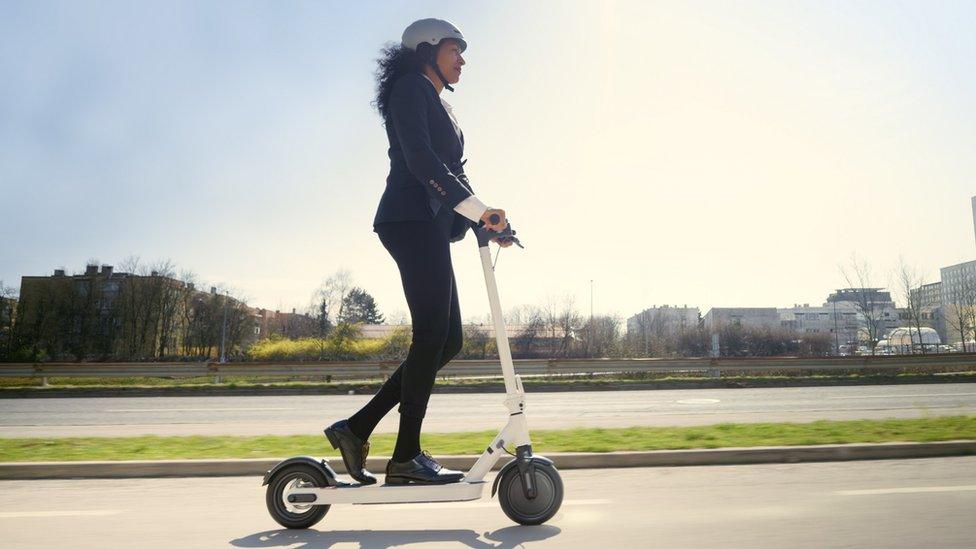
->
<box><xmin>0</xmin><ymin>354</ymin><xmax>974</xmax><ymax>385</ymax></box>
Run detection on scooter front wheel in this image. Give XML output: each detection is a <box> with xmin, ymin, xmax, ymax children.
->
<box><xmin>265</xmin><ymin>463</ymin><xmax>330</xmax><ymax>529</ymax></box>
<box><xmin>497</xmin><ymin>461</ymin><xmax>564</xmax><ymax>525</ymax></box>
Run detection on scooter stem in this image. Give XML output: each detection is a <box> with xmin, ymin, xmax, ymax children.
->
<box><xmin>477</xmin><ymin>243</ymin><xmax>521</xmax><ymax>401</ymax></box>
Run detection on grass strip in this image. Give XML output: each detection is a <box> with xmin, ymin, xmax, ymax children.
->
<box><xmin>1</xmin><ymin>415</ymin><xmax>974</xmax><ymax>462</ymax></box>
<box><xmin>2</xmin><ymin>371</ymin><xmax>973</xmax><ymax>390</ymax></box>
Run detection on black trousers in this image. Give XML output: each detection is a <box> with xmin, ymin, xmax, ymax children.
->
<box><xmin>367</xmin><ymin>210</ymin><xmax>463</xmax><ymax>421</ymax></box>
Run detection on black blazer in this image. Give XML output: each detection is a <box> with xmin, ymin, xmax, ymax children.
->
<box><xmin>373</xmin><ymin>72</ymin><xmax>476</xmax><ymax>242</ymax></box>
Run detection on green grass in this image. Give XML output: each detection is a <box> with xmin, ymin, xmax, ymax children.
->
<box><xmin>1</xmin><ymin>415</ymin><xmax>973</xmax><ymax>462</ymax></box>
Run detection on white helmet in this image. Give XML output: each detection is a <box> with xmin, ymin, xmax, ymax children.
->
<box><xmin>401</xmin><ymin>18</ymin><xmax>467</xmax><ymax>53</ymax></box>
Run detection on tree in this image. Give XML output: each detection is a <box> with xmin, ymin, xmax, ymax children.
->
<box><xmin>0</xmin><ymin>281</ymin><xmax>18</xmax><ymax>360</ymax></box>
<box><xmin>310</xmin><ymin>269</ymin><xmax>353</xmax><ymax>337</ymax></box>
<box><xmin>461</xmin><ymin>324</ymin><xmax>492</xmax><ymax>359</ymax></box>
<box><xmin>839</xmin><ymin>254</ymin><xmax>885</xmax><ymax>354</ymax></box>
<box><xmin>896</xmin><ymin>257</ymin><xmax>928</xmax><ymax>354</ymax></box>
<box><xmin>541</xmin><ymin>294</ymin><xmax>581</xmax><ymax>357</ymax></box>
<box><xmin>511</xmin><ymin>308</ymin><xmax>546</xmax><ymax>358</ymax></box>
<box><xmin>338</xmin><ymin>287</ymin><xmax>384</xmax><ymax>324</ymax></box>
<box><xmin>327</xmin><ymin>322</ymin><xmax>362</xmax><ymax>360</ymax></box>
<box><xmin>579</xmin><ymin>315</ymin><xmax>621</xmax><ymax>358</ymax></box>
<box><xmin>944</xmin><ymin>275</ymin><xmax>976</xmax><ymax>352</ymax></box>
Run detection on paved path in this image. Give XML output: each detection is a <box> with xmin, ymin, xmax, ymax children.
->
<box><xmin>1</xmin><ymin>457</ymin><xmax>974</xmax><ymax>547</ymax></box>
<box><xmin>1</xmin><ymin>383</ymin><xmax>974</xmax><ymax>438</ymax></box>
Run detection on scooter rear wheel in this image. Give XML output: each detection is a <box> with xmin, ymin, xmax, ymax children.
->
<box><xmin>265</xmin><ymin>463</ymin><xmax>331</xmax><ymax>529</ymax></box>
<box><xmin>497</xmin><ymin>461</ymin><xmax>564</xmax><ymax>525</ymax></box>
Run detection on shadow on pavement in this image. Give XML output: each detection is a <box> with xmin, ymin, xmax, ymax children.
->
<box><xmin>230</xmin><ymin>525</ymin><xmax>561</xmax><ymax>548</ymax></box>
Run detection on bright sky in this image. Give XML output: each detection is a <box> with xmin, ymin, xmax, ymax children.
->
<box><xmin>3</xmin><ymin>1</ymin><xmax>975</xmax><ymax>322</ymax></box>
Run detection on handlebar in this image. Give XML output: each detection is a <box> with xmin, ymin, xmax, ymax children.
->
<box><xmin>474</xmin><ymin>218</ymin><xmax>524</xmax><ymax>249</ymax></box>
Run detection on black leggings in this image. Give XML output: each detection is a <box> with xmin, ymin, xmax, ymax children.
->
<box><xmin>347</xmin><ymin>216</ymin><xmax>463</xmax><ymax>440</ymax></box>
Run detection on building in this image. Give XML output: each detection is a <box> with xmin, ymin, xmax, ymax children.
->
<box><xmin>779</xmin><ymin>301</ymin><xmax>859</xmax><ymax>337</ymax></box>
<box><xmin>16</xmin><ymin>265</ymin><xmax>251</xmax><ymax>360</ymax></box>
<box><xmin>938</xmin><ymin>259</ymin><xmax>976</xmax><ymax>346</ymax></box>
<box><xmin>703</xmin><ymin>308</ymin><xmax>780</xmax><ymax>331</ymax></box>
<box><xmin>825</xmin><ymin>288</ymin><xmax>901</xmax><ymax>335</ymax></box>
<box><xmin>940</xmin><ymin>260</ymin><xmax>976</xmax><ymax>305</ymax></box>
<box><xmin>626</xmin><ymin>305</ymin><xmax>701</xmax><ymax>337</ymax></box>
<box><xmin>250</xmin><ymin>307</ymin><xmax>318</xmax><ymax>340</ymax></box>
<box><xmin>778</xmin><ymin>288</ymin><xmax>907</xmax><ymax>353</ymax></box>
<box><xmin>913</xmin><ymin>282</ymin><xmax>942</xmax><ymax>308</ymax></box>
<box><xmin>898</xmin><ymin>199</ymin><xmax>976</xmax><ymax>347</ymax></box>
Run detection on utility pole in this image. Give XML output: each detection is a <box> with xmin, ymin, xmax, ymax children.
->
<box><xmin>219</xmin><ymin>293</ymin><xmax>228</xmax><ymax>363</ymax></box>
<box><xmin>589</xmin><ymin>279</ymin><xmax>594</xmax><ymax>322</ymax></box>
<box><xmin>832</xmin><ymin>300</ymin><xmax>839</xmax><ymax>356</ymax></box>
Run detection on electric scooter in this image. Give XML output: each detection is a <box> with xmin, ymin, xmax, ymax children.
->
<box><xmin>262</xmin><ymin>217</ymin><xmax>563</xmax><ymax>529</ymax></box>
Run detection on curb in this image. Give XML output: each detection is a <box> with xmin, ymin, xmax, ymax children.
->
<box><xmin>2</xmin><ymin>440</ymin><xmax>974</xmax><ymax>480</ymax></box>
<box><xmin>2</xmin><ymin>374</ymin><xmax>974</xmax><ymax>399</ymax></box>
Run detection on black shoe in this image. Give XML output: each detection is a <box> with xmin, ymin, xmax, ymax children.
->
<box><xmin>324</xmin><ymin>419</ymin><xmax>377</xmax><ymax>485</ymax></box>
<box><xmin>385</xmin><ymin>450</ymin><xmax>465</xmax><ymax>485</ymax></box>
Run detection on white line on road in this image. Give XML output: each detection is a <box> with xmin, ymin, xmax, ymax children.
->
<box><xmin>828</xmin><ymin>393</ymin><xmax>976</xmax><ymax>399</ymax></box>
<box><xmin>836</xmin><ymin>485</ymin><xmax>976</xmax><ymax>496</ymax></box>
<box><xmin>0</xmin><ymin>510</ymin><xmax>123</xmax><ymax>518</ymax></box>
<box><xmin>103</xmin><ymin>408</ymin><xmax>297</xmax><ymax>412</ymax></box>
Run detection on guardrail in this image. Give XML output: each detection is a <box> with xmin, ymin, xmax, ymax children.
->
<box><xmin>0</xmin><ymin>354</ymin><xmax>974</xmax><ymax>385</ymax></box>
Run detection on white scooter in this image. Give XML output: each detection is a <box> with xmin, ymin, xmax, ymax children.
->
<box><xmin>263</xmin><ymin>218</ymin><xmax>563</xmax><ymax>529</ymax></box>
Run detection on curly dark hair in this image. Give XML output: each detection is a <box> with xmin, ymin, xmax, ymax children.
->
<box><xmin>373</xmin><ymin>42</ymin><xmax>434</xmax><ymax>121</ymax></box>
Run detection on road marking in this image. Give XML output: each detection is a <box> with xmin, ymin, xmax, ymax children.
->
<box><xmin>828</xmin><ymin>393</ymin><xmax>976</xmax><ymax>399</ymax></box>
<box><xmin>0</xmin><ymin>510</ymin><xmax>123</xmax><ymax>518</ymax></box>
<box><xmin>103</xmin><ymin>408</ymin><xmax>297</xmax><ymax>412</ymax></box>
<box><xmin>836</xmin><ymin>485</ymin><xmax>976</xmax><ymax>496</ymax></box>
<box><xmin>675</xmin><ymin>399</ymin><xmax>721</xmax><ymax>405</ymax></box>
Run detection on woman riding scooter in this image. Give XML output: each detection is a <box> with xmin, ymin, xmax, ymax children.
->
<box><xmin>324</xmin><ymin>18</ymin><xmax>511</xmax><ymax>486</ymax></box>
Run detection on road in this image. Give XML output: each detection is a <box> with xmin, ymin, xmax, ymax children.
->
<box><xmin>1</xmin><ymin>383</ymin><xmax>974</xmax><ymax>438</ymax></box>
<box><xmin>0</xmin><ymin>456</ymin><xmax>973</xmax><ymax>547</ymax></box>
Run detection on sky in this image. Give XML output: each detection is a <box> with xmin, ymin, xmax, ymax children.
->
<box><xmin>2</xmin><ymin>0</ymin><xmax>975</xmax><ymax>323</ymax></box>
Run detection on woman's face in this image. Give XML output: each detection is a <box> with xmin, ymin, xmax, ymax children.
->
<box><xmin>436</xmin><ymin>39</ymin><xmax>465</xmax><ymax>84</ymax></box>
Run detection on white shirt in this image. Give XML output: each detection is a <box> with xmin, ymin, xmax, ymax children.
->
<box><xmin>422</xmin><ymin>74</ymin><xmax>488</xmax><ymax>223</ymax></box>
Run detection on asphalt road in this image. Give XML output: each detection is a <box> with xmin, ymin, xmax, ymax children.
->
<box><xmin>1</xmin><ymin>383</ymin><xmax>974</xmax><ymax>438</ymax></box>
<box><xmin>1</xmin><ymin>456</ymin><xmax>974</xmax><ymax>548</ymax></box>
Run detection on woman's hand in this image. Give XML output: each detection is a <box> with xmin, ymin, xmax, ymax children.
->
<box><xmin>480</xmin><ymin>208</ymin><xmax>508</xmax><ymax>233</ymax></box>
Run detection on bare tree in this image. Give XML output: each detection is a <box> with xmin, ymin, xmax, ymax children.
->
<box><xmin>580</xmin><ymin>315</ymin><xmax>621</xmax><ymax>358</ymax></box>
<box><xmin>540</xmin><ymin>294</ymin><xmax>581</xmax><ymax>357</ymax></box>
<box><xmin>386</xmin><ymin>309</ymin><xmax>409</xmax><ymax>325</ymax></box>
<box><xmin>510</xmin><ymin>306</ymin><xmax>545</xmax><ymax>358</ymax></box>
<box><xmin>460</xmin><ymin>324</ymin><xmax>492</xmax><ymax>359</ymax></box>
<box><xmin>839</xmin><ymin>254</ymin><xmax>885</xmax><ymax>354</ymax></box>
<box><xmin>0</xmin><ymin>280</ymin><xmax>18</xmax><ymax>360</ymax></box>
<box><xmin>896</xmin><ymin>257</ymin><xmax>927</xmax><ymax>354</ymax></box>
<box><xmin>309</xmin><ymin>269</ymin><xmax>354</xmax><ymax>336</ymax></box>
<box><xmin>944</xmin><ymin>275</ymin><xmax>976</xmax><ymax>352</ymax></box>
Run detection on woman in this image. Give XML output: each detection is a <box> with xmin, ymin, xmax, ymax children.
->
<box><xmin>324</xmin><ymin>18</ymin><xmax>511</xmax><ymax>486</ymax></box>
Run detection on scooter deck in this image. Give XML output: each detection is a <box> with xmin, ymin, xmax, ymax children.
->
<box><xmin>289</xmin><ymin>480</ymin><xmax>488</xmax><ymax>505</ymax></box>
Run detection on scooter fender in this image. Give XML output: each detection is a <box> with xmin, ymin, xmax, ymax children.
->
<box><xmin>491</xmin><ymin>455</ymin><xmax>555</xmax><ymax>498</ymax></box>
<box><xmin>262</xmin><ymin>456</ymin><xmax>340</xmax><ymax>486</ymax></box>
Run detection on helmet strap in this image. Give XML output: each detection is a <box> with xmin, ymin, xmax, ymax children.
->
<box><xmin>432</xmin><ymin>62</ymin><xmax>454</xmax><ymax>92</ymax></box>
<box><xmin>419</xmin><ymin>42</ymin><xmax>454</xmax><ymax>92</ymax></box>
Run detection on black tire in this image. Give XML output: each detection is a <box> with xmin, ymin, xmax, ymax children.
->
<box><xmin>497</xmin><ymin>462</ymin><xmax>564</xmax><ymax>525</ymax></box>
<box><xmin>265</xmin><ymin>463</ymin><xmax>331</xmax><ymax>529</ymax></box>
